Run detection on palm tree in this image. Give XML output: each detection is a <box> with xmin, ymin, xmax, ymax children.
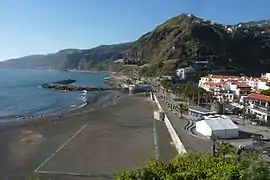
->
<box><xmin>218</xmin><ymin>142</ymin><xmax>235</xmax><ymax>158</ymax></box>
<box><xmin>177</xmin><ymin>104</ymin><xmax>186</xmax><ymax>118</ymax></box>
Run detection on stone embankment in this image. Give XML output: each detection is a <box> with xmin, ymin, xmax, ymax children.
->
<box><xmin>41</xmin><ymin>83</ymin><xmax>121</xmax><ymax>92</ymax></box>
<box><xmin>151</xmin><ymin>92</ymin><xmax>187</xmax><ymax>154</ymax></box>
<box><xmin>51</xmin><ymin>79</ymin><xmax>76</xmax><ymax>84</ymax></box>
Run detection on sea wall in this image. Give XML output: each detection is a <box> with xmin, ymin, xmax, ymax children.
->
<box><xmin>152</xmin><ymin>92</ymin><xmax>187</xmax><ymax>154</ymax></box>
<box><xmin>41</xmin><ymin>83</ymin><xmax>121</xmax><ymax>92</ymax></box>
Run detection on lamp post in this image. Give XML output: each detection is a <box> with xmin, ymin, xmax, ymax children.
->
<box><xmin>210</xmin><ymin>134</ymin><xmax>217</xmax><ymax>156</ymax></box>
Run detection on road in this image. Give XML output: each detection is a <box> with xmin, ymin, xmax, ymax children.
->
<box><xmin>154</xmin><ymin>91</ymin><xmax>213</xmax><ymax>153</ymax></box>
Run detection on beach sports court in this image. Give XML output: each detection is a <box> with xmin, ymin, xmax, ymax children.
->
<box><xmin>33</xmin><ymin>96</ymin><xmax>176</xmax><ymax>179</ymax></box>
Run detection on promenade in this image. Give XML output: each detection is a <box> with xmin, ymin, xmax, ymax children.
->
<box><xmin>154</xmin><ymin>92</ymin><xmax>213</xmax><ymax>153</ymax></box>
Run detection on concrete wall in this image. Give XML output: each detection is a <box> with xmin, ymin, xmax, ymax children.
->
<box><xmin>152</xmin><ymin>93</ymin><xmax>187</xmax><ymax>154</ymax></box>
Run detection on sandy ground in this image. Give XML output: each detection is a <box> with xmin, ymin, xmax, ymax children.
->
<box><xmin>0</xmin><ymin>92</ymin><xmax>176</xmax><ymax>180</ymax></box>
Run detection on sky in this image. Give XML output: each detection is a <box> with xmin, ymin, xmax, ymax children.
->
<box><xmin>0</xmin><ymin>0</ymin><xmax>270</xmax><ymax>61</ymax></box>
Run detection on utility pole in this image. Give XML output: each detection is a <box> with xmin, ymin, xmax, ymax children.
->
<box><xmin>243</xmin><ymin>98</ymin><xmax>247</xmax><ymax>125</ymax></box>
<box><xmin>223</xmin><ymin>98</ymin><xmax>225</xmax><ymax>115</ymax></box>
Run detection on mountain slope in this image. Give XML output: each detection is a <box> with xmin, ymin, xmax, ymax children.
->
<box><xmin>0</xmin><ymin>42</ymin><xmax>132</xmax><ymax>70</ymax></box>
<box><xmin>124</xmin><ymin>14</ymin><xmax>270</xmax><ymax>76</ymax></box>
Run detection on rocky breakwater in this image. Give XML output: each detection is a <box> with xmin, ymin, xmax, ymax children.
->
<box><xmin>41</xmin><ymin>81</ymin><xmax>121</xmax><ymax>92</ymax></box>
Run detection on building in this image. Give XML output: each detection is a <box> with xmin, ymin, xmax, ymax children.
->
<box><xmin>228</xmin><ymin>82</ymin><xmax>251</xmax><ymax>98</ymax></box>
<box><xmin>188</xmin><ymin>106</ymin><xmax>217</xmax><ymax>120</ymax></box>
<box><xmin>199</xmin><ymin>75</ymin><xmax>240</xmax><ymax>86</ymax></box>
<box><xmin>199</xmin><ymin>74</ymin><xmax>270</xmax><ymax>92</ymax></box>
<box><xmin>246</xmin><ymin>93</ymin><xmax>270</xmax><ymax>124</ymax></box>
<box><xmin>261</xmin><ymin>73</ymin><xmax>270</xmax><ymax>80</ymax></box>
<box><xmin>257</xmin><ymin>79</ymin><xmax>270</xmax><ymax>90</ymax></box>
<box><xmin>176</xmin><ymin>67</ymin><xmax>195</xmax><ymax>80</ymax></box>
<box><xmin>196</xmin><ymin>115</ymin><xmax>239</xmax><ymax>139</ymax></box>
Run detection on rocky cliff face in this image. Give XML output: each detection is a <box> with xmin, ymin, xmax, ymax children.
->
<box><xmin>0</xmin><ymin>43</ymin><xmax>132</xmax><ymax>70</ymax></box>
<box><xmin>125</xmin><ymin>14</ymin><xmax>270</xmax><ymax>76</ymax></box>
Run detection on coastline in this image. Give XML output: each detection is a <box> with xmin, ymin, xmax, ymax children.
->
<box><xmin>0</xmin><ymin>89</ymin><xmax>177</xmax><ymax>179</ymax></box>
<box><xmin>0</xmin><ymin>90</ymin><xmax>125</xmax><ymax>127</ymax></box>
<box><xmin>0</xmin><ymin>70</ymin><xmax>125</xmax><ymax>125</ymax></box>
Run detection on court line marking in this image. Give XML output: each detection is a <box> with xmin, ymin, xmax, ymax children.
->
<box><xmin>153</xmin><ymin>119</ymin><xmax>160</xmax><ymax>159</ymax></box>
<box><xmin>36</xmin><ymin>170</ymin><xmax>115</xmax><ymax>178</ymax></box>
<box><xmin>36</xmin><ymin>170</ymin><xmax>86</xmax><ymax>177</ymax></box>
<box><xmin>34</xmin><ymin>124</ymin><xmax>88</xmax><ymax>172</ymax></box>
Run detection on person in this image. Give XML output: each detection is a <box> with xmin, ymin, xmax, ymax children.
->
<box><xmin>236</xmin><ymin>144</ymin><xmax>243</xmax><ymax>155</ymax></box>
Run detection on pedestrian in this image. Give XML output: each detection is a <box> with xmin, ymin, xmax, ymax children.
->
<box><xmin>236</xmin><ymin>144</ymin><xmax>243</xmax><ymax>155</ymax></box>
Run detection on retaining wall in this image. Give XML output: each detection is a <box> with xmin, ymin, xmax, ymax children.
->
<box><xmin>152</xmin><ymin>93</ymin><xmax>187</xmax><ymax>154</ymax></box>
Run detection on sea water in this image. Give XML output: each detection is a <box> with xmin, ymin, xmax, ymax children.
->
<box><xmin>0</xmin><ymin>69</ymin><xmax>108</xmax><ymax>121</ymax></box>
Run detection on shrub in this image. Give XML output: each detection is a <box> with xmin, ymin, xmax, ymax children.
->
<box><xmin>114</xmin><ymin>153</ymin><xmax>270</xmax><ymax>180</ymax></box>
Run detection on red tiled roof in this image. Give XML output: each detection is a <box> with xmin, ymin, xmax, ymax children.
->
<box><xmin>255</xmin><ymin>89</ymin><xmax>262</xmax><ymax>94</ymax></box>
<box><xmin>210</xmin><ymin>75</ymin><xmax>240</xmax><ymax>79</ymax></box>
<box><xmin>234</xmin><ymin>82</ymin><xmax>251</xmax><ymax>88</ymax></box>
<box><xmin>248</xmin><ymin>93</ymin><xmax>270</xmax><ymax>102</ymax></box>
<box><xmin>258</xmin><ymin>78</ymin><xmax>268</xmax><ymax>82</ymax></box>
<box><xmin>203</xmin><ymin>75</ymin><xmax>240</xmax><ymax>79</ymax></box>
<box><xmin>205</xmin><ymin>81</ymin><xmax>227</xmax><ymax>87</ymax></box>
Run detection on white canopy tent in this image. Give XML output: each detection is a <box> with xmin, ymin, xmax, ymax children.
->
<box><xmin>196</xmin><ymin>118</ymin><xmax>239</xmax><ymax>139</ymax></box>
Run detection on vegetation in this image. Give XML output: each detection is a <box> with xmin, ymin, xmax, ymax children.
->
<box><xmin>160</xmin><ymin>80</ymin><xmax>213</xmax><ymax>106</ymax></box>
<box><xmin>139</xmin><ymin>61</ymin><xmax>164</xmax><ymax>77</ymax></box>
<box><xmin>260</xmin><ymin>89</ymin><xmax>270</xmax><ymax>96</ymax></box>
<box><xmin>125</xmin><ymin>14</ymin><xmax>270</xmax><ymax>76</ymax></box>
<box><xmin>93</xmin><ymin>59</ymin><xmax>124</xmax><ymax>72</ymax></box>
<box><xmin>115</xmin><ymin>150</ymin><xmax>270</xmax><ymax>180</ymax></box>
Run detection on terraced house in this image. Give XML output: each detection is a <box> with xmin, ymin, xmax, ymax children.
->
<box><xmin>246</xmin><ymin>93</ymin><xmax>270</xmax><ymax>124</ymax></box>
<box><xmin>198</xmin><ymin>74</ymin><xmax>270</xmax><ymax>102</ymax></box>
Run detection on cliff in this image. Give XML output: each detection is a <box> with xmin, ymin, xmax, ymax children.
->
<box><xmin>0</xmin><ymin>43</ymin><xmax>132</xmax><ymax>70</ymax></box>
<box><xmin>124</xmin><ymin>14</ymin><xmax>270</xmax><ymax>76</ymax></box>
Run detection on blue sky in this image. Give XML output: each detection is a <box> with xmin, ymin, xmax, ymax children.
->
<box><xmin>0</xmin><ymin>0</ymin><xmax>269</xmax><ymax>60</ymax></box>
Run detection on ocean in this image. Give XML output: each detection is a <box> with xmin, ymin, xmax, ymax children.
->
<box><xmin>0</xmin><ymin>69</ymin><xmax>108</xmax><ymax>121</ymax></box>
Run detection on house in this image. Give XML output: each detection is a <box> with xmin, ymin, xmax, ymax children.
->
<box><xmin>199</xmin><ymin>81</ymin><xmax>235</xmax><ymax>102</ymax></box>
<box><xmin>198</xmin><ymin>74</ymin><xmax>270</xmax><ymax>103</ymax></box>
<box><xmin>198</xmin><ymin>75</ymin><xmax>240</xmax><ymax>87</ymax></box>
<box><xmin>176</xmin><ymin>67</ymin><xmax>195</xmax><ymax>80</ymax></box>
<box><xmin>261</xmin><ymin>73</ymin><xmax>270</xmax><ymax>80</ymax></box>
<box><xmin>229</xmin><ymin>82</ymin><xmax>251</xmax><ymax>98</ymax></box>
<box><xmin>257</xmin><ymin>79</ymin><xmax>270</xmax><ymax>90</ymax></box>
<box><xmin>188</xmin><ymin>106</ymin><xmax>217</xmax><ymax>121</ymax></box>
<box><xmin>246</xmin><ymin>93</ymin><xmax>270</xmax><ymax>124</ymax></box>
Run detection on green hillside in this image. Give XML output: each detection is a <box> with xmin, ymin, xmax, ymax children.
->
<box><xmin>124</xmin><ymin>14</ymin><xmax>270</xmax><ymax>76</ymax></box>
<box><xmin>0</xmin><ymin>43</ymin><xmax>132</xmax><ymax>70</ymax></box>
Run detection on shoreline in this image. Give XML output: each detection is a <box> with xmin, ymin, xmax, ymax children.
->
<box><xmin>0</xmin><ymin>90</ymin><xmax>177</xmax><ymax>179</ymax></box>
<box><xmin>0</xmin><ymin>90</ymin><xmax>125</xmax><ymax>127</ymax></box>
<box><xmin>0</xmin><ymin>70</ymin><xmax>125</xmax><ymax>125</ymax></box>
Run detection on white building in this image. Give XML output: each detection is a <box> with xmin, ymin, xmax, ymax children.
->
<box><xmin>199</xmin><ymin>74</ymin><xmax>270</xmax><ymax>91</ymax></box>
<box><xmin>257</xmin><ymin>80</ymin><xmax>270</xmax><ymax>90</ymax></box>
<box><xmin>261</xmin><ymin>73</ymin><xmax>270</xmax><ymax>80</ymax></box>
<box><xmin>246</xmin><ymin>93</ymin><xmax>270</xmax><ymax>124</ymax></box>
<box><xmin>188</xmin><ymin>106</ymin><xmax>217</xmax><ymax>121</ymax></box>
<box><xmin>198</xmin><ymin>75</ymin><xmax>240</xmax><ymax>88</ymax></box>
<box><xmin>196</xmin><ymin>115</ymin><xmax>239</xmax><ymax>139</ymax></box>
<box><xmin>228</xmin><ymin>82</ymin><xmax>251</xmax><ymax>98</ymax></box>
<box><xmin>176</xmin><ymin>67</ymin><xmax>195</xmax><ymax>80</ymax></box>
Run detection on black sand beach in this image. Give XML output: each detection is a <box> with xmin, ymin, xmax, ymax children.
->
<box><xmin>0</xmin><ymin>91</ymin><xmax>177</xmax><ymax>180</ymax></box>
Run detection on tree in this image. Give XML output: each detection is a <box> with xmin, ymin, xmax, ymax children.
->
<box><xmin>260</xmin><ymin>89</ymin><xmax>270</xmax><ymax>96</ymax></box>
<box><xmin>114</xmin><ymin>152</ymin><xmax>270</xmax><ymax>180</ymax></box>
<box><xmin>176</xmin><ymin>104</ymin><xmax>186</xmax><ymax>118</ymax></box>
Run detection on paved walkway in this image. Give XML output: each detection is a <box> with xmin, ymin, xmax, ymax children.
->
<box><xmin>230</xmin><ymin>115</ymin><xmax>270</xmax><ymax>138</ymax></box>
<box><xmin>155</xmin><ymin>93</ymin><xmax>213</xmax><ymax>153</ymax></box>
